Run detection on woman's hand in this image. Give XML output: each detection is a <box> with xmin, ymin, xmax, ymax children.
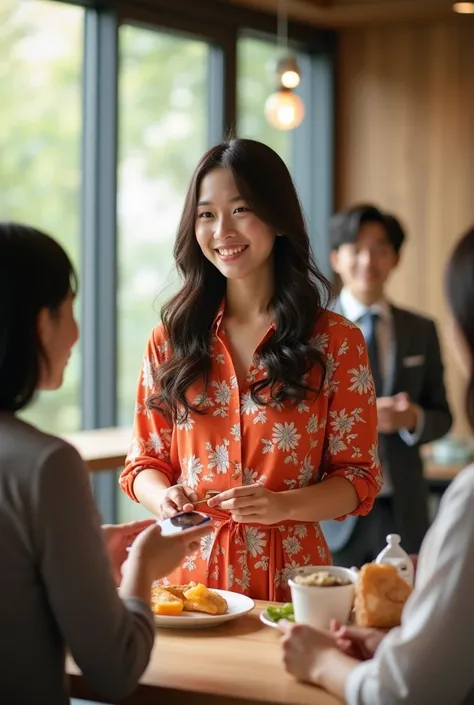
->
<box><xmin>102</xmin><ymin>519</ymin><xmax>155</xmax><ymax>585</ymax></box>
<box><xmin>125</xmin><ymin>521</ymin><xmax>212</xmax><ymax>582</ymax></box>
<box><xmin>157</xmin><ymin>483</ymin><xmax>198</xmax><ymax>519</ymax></box>
<box><xmin>279</xmin><ymin>621</ymin><xmax>338</xmax><ymax>686</ymax></box>
<box><xmin>207</xmin><ymin>483</ymin><xmax>287</xmax><ymax>524</ymax></box>
<box><xmin>330</xmin><ymin>619</ymin><xmax>388</xmax><ymax>660</ymax></box>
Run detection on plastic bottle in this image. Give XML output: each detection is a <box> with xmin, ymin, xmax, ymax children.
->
<box><xmin>375</xmin><ymin>534</ymin><xmax>414</xmax><ymax>586</ymax></box>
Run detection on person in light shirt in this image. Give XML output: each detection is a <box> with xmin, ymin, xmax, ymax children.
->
<box><xmin>322</xmin><ymin>205</ymin><xmax>452</xmax><ymax>565</ymax></box>
<box><xmin>281</xmin><ymin>225</ymin><xmax>474</xmax><ymax>705</ymax></box>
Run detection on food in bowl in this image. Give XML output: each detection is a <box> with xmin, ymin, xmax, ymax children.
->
<box><xmin>288</xmin><ymin>566</ymin><xmax>356</xmax><ymax>630</ymax></box>
<box><xmin>294</xmin><ymin>571</ymin><xmax>351</xmax><ymax>587</ymax></box>
<box><xmin>151</xmin><ymin>582</ymin><xmax>228</xmax><ymax>616</ymax></box>
<box><xmin>354</xmin><ymin>563</ymin><xmax>412</xmax><ymax>628</ymax></box>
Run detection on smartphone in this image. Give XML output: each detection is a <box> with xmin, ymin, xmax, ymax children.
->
<box><xmin>158</xmin><ymin>511</ymin><xmax>212</xmax><ymax>537</ymax></box>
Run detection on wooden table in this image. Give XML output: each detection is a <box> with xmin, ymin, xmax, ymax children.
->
<box><xmin>423</xmin><ymin>457</ymin><xmax>464</xmax><ymax>487</ymax></box>
<box><xmin>67</xmin><ymin>601</ymin><xmax>341</xmax><ymax>705</ymax></box>
<box><xmin>62</xmin><ymin>426</ymin><xmax>131</xmax><ymax>472</ymax></box>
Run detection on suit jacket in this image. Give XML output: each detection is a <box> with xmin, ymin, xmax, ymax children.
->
<box><xmin>321</xmin><ymin>300</ymin><xmax>453</xmax><ymax>554</ymax></box>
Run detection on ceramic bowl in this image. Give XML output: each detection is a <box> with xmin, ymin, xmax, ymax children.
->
<box><xmin>288</xmin><ymin>565</ymin><xmax>358</xmax><ymax>630</ymax></box>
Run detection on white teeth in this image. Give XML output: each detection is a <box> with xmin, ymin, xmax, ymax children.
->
<box><xmin>217</xmin><ymin>246</ymin><xmax>247</xmax><ymax>256</ymax></box>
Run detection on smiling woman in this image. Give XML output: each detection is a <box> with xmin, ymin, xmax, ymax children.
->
<box><xmin>195</xmin><ymin>168</ymin><xmax>276</xmax><ymax>281</ymax></box>
<box><xmin>119</xmin><ymin>138</ymin><xmax>382</xmax><ymax>602</ymax></box>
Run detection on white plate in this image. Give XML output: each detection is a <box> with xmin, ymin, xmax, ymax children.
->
<box><xmin>260</xmin><ymin>609</ymin><xmax>280</xmax><ymax>629</ymax></box>
<box><xmin>153</xmin><ymin>589</ymin><xmax>255</xmax><ymax>629</ymax></box>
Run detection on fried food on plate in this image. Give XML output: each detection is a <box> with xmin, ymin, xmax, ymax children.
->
<box><xmin>162</xmin><ymin>582</ymin><xmax>197</xmax><ymax>600</ymax></box>
<box><xmin>354</xmin><ymin>563</ymin><xmax>413</xmax><ymax>628</ymax></box>
<box><xmin>152</xmin><ymin>588</ymin><xmax>185</xmax><ymax>616</ymax></box>
<box><xmin>151</xmin><ymin>582</ymin><xmax>228</xmax><ymax>617</ymax></box>
<box><xmin>184</xmin><ymin>583</ymin><xmax>228</xmax><ymax>615</ymax></box>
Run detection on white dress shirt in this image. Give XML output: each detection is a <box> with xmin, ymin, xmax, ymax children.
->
<box><xmin>346</xmin><ymin>463</ymin><xmax>474</xmax><ymax>705</ymax></box>
<box><xmin>340</xmin><ymin>288</ymin><xmax>394</xmax><ymax>393</ymax></box>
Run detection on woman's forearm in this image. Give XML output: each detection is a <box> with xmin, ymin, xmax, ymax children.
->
<box><xmin>133</xmin><ymin>469</ymin><xmax>171</xmax><ymax>518</ymax></box>
<box><xmin>119</xmin><ymin>553</ymin><xmax>154</xmax><ymax>604</ymax></box>
<box><xmin>282</xmin><ymin>477</ymin><xmax>359</xmax><ymax>523</ymax></box>
<box><xmin>314</xmin><ymin>647</ymin><xmax>359</xmax><ymax>700</ymax></box>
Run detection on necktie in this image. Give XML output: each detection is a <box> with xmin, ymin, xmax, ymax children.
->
<box><xmin>364</xmin><ymin>311</ymin><xmax>383</xmax><ymax>397</ymax></box>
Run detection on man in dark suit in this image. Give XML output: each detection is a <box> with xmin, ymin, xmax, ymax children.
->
<box><xmin>321</xmin><ymin>204</ymin><xmax>453</xmax><ymax>566</ymax></box>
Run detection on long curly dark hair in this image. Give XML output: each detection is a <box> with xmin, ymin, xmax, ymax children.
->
<box><xmin>149</xmin><ymin>138</ymin><xmax>330</xmax><ymax>422</ymax></box>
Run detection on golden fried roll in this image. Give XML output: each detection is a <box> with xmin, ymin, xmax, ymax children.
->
<box><xmin>354</xmin><ymin>563</ymin><xmax>413</xmax><ymax>629</ymax></box>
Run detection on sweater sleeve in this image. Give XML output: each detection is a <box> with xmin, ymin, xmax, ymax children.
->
<box><xmin>32</xmin><ymin>441</ymin><xmax>154</xmax><ymax>702</ymax></box>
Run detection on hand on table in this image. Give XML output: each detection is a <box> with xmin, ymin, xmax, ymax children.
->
<box><xmin>377</xmin><ymin>392</ymin><xmax>419</xmax><ymax>434</ymax></box>
<box><xmin>279</xmin><ymin>620</ymin><xmax>337</xmax><ymax>686</ymax></box>
<box><xmin>330</xmin><ymin>619</ymin><xmax>388</xmax><ymax>660</ymax></box>
<box><xmin>207</xmin><ymin>483</ymin><xmax>286</xmax><ymax>524</ymax></box>
<box><xmin>102</xmin><ymin>519</ymin><xmax>155</xmax><ymax>585</ymax></box>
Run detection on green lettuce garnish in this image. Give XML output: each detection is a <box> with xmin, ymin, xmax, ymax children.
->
<box><xmin>266</xmin><ymin>603</ymin><xmax>294</xmax><ymax>622</ymax></box>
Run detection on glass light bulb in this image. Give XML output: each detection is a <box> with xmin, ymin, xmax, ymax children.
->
<box><xmin>281</xmin><ymin>69</ymin><xmax>300</xmax><ymax>89</ymax></box>
<box><xmin>453</xmin><ymin>1</ymin><xmax>474</xmax><ymax>11</ymax></box>
<box><xmin>264</xmin><ymin>90</ymin><xmax>305</xmax><ymax>131</ymax></box>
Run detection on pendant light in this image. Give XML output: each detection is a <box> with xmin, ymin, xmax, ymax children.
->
<box><xmin>452</xmin><ymin>1</ymin><xmax>474</xmax><ymax>12</ymax></box>
<box><xmin>264</xmin><ymin>0</ymin><xmax>304</xmax><ymax>131</ymax></box>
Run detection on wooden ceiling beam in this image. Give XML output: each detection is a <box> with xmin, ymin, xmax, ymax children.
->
<box><xmin>223</xmin><ymin>0</ymin><xmax>454</xmax><ymax>27</ymax></box>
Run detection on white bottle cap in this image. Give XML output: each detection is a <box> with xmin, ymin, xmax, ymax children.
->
<box><xmin>375</xmin><ymin>534</ymin><xmax>414</xmax><ymax>586</ymax></box>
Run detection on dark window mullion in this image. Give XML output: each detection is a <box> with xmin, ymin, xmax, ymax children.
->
<box><xmin>207</xmin><ymin>29</ymin><xmax>237</xmax><ymax>144</ymax></box>
<box><xmin>81</xmin><ymin>6</ymin><xmax>119</xmax><ymax>522</ymax></box>
<box><xmin>291</xmin><ymin>46</ymin><xmax>335</xmax><ymax>278</ymax></box>
<box><xmin>207</xmin><ymin>45</ymin><xmax>225</xmax><ymax>146</ymax></box>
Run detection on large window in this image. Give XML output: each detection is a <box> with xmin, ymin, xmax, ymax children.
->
<box><xmin>237</xmin><ymin>34</ymin><xmax>333</xmax><ymax>275</ymax></box>
<box><xmin>116</xmin><ymin>25</ymin><xmax>210</xmax><ymax>521</ymax></box>
<box><xmin>0</xmin><ymin>0</ymin><xmax>333</xmax><ymax>523</ymax></box>
<box><xmin>237</xmin><ymin>36</ymin><xmax>292</xmax><ymax>165</ymax></box>
<box><xmin>0</xmin><ymin>0</ymin><xmax>83</xmax><ymax>434</ymax></box>
<box><xmin>117</xmin><ymin>26</ymin><xmax>209</xmax><ymax>425</ymax></box>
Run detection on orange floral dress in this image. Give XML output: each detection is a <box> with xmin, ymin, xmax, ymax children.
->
<box><xmin>119</xmin><ymin>304</ymin><xmax>382</xmax><ymax>601</ymax></box>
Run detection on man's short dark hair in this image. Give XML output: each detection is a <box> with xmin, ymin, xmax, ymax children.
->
<box><xmin>329</xmin><ymin>203</ymin><xmax>406</xmax><ymax>254</ymax></box>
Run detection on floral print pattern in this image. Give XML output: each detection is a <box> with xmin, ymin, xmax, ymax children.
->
<box><xmin>119</xmin><ymin>304</ymin><xmax>382</xmax><ymax>601</ymax></box>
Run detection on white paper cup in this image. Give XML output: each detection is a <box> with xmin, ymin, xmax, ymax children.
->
<box><xmin>288</xmin><ymin>565</ymin><xmax>358</xmax><ymax>630</ymax></box>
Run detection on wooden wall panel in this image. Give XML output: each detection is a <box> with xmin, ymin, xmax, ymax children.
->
<box><xmin>336</xmin><ymin>19</ymin><xmax>474</xmax><ymax>434</ymax></box>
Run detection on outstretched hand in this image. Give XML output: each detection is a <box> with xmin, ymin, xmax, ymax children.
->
<box><xmin>102</xmin><ymin>519</ymin><xmax>155</xmax><ymax>585</ymax></box>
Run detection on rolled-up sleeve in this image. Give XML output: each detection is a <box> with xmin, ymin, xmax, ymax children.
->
<box><xmin>346</xmin><ymin>470</ymin><xmax>474</xmax><ymax>705</ymax></box>
<box><xmin>119</xmin><ymin>325</ymin><xmax>176</xmax><ymax>501</ymax></box>
<box><xmin>321</xmin><ymin>319</ymin><xmax>382</xmax><ymax>518</ymax></box>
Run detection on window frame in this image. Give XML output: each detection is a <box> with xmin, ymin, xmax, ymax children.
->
<box><xmin>54</xmin><ymin>0</ymin><xmax>335</xmax><ymax>521</ymax></box>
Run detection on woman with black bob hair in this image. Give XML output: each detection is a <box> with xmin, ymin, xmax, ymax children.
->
<box><xmin>0</xmin><ymin>223</ymin><xmax>211</xmax><ymax>703</ymax></box>
<box><xmin>120</xmin><ymin>138</ymin><xmax>382</xmax><ymax>601</ymax></box>
<box><xmin>281</xmin><ymin>226</ymin><xmax>474</xmax><ymax>705</ymax></box>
